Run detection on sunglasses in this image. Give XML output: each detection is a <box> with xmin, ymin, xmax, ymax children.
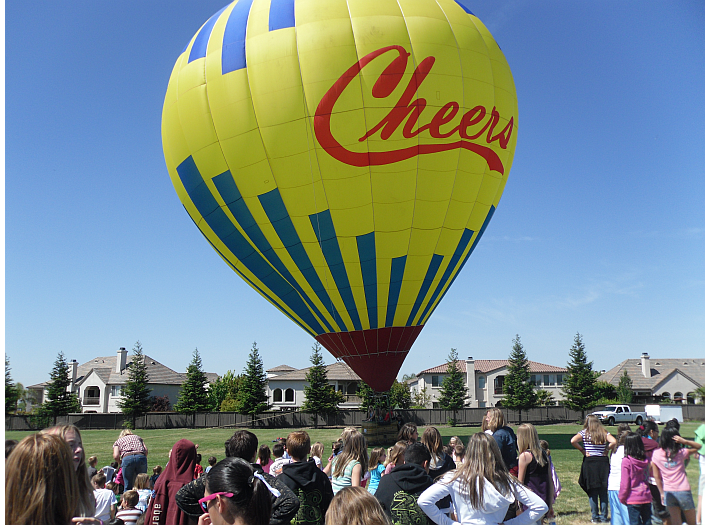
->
<box><xmin>198</xmin><ymin>492</ymin><xmax>234</xmax><ymax>512</ymax></box>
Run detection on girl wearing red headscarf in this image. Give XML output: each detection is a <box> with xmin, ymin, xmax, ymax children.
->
<box><xmin>144</xmin><ymin>439</ymin><xmax>197</xmax><ymax>525</ymax></box>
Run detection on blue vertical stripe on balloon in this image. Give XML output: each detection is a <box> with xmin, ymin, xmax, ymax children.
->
<box><xmin>385</xmin><ymin>256</ymin><xmax>407</xmax><ymax>327</ymax></box>
<box><xmin>176</xmin><ymin>156</ymin><xmax>324</xmax><ymax>334</ymax></box>
<box><xmin>356</xmin><ymin>232</ymin><xmax>378</xmax><ymax>330</ymax></box>
<box><xmin>221</xmin><ymin>0</ymin><xmax>255</xmax><ymax>74</ymax></box>
<box><xmin>418</xmin><ymin>228</ymin><xmax>474</xmax><ymax>323</ymax></box>
<box><xmin>421</xmin><ymin>206</ymin><xmax>496</xmax><ymax>323</ymax></box>
<box><xmin>406</xmin><ymin>254</ymin><xmax>444</xmax><ymax>326</ymax></box>
<box><xmin>269</xmin><ymin>0</ymin><xmax>296</xmax><ymax>31</ymax></box>
<box><xmin>211</xmin><ymin>172</ymin><xmax>334</xmax><ymax>333</ymax></box>
<box><xmin>309</xmin><ymin>210</ymin><xmax>363</xmax><ymax>332</ymax></box>
<box><xmin>188</xmin><ymin>5</ymin><xmax>228</xmax><ymax>63</ymax></box>
<box><xmin>453</xmin><ymin>0</ymin><xmax>474</xmax><ymax>15</ymax></box>
<box><xmin>259</xmin><ymin>189</ymin><xmax>344</xmax><ymax>331</ymax></box>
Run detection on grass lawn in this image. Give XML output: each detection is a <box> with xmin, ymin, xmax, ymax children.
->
<box><xmin>7</xmin><ymin>422</ymin><xmax>703</xmax><ymax>524</ymax></box>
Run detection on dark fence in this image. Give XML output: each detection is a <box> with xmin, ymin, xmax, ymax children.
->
<box><xmin>7</xmin><ymin>404</ymin><xmax>704</xmax><ymax>432</ymax></box>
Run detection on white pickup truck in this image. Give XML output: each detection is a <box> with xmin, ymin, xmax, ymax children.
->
<box><xmin>591</xmin><ymin>405</ymin><xmax>647</xmax><ymax>426</ymax></box>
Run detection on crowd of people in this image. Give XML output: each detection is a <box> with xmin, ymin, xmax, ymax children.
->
<box><xmin>5</xmin><ymin>412</ymin><xmax>704</xmax><ymax>525</ymax></box>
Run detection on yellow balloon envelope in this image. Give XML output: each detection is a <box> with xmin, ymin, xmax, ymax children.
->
<box><xmin>162</xmin><ymin>0</ymin><xmax>517</xmax><ymax>391</ymax></box>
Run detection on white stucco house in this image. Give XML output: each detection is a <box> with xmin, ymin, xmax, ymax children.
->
<box><xmin>599</xmin><ymin>353</ymin><xmax>704</xmax><ymax>404</ymax></box>
<box><xmin>266</xmin><ymin>362</ymin><xmax>363</xmax><ymax>410</ymax></box>
<box><xmin>408</xmin><ymin>357</ymin><xmax>568</xmax><ymax>408</ymax></box>
<box><xmin>27</xmin><ymin>347</ymin><xmax>218</xmax><ymax>413</ymax></box>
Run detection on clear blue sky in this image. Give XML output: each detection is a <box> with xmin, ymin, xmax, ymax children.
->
<box><xmin>6</xmin><ymin>1</ymin><xmax>704</xmax><ymax>388</ymax></box>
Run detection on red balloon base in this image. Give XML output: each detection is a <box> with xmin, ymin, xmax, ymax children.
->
<box><xmin>315</xmin><ymin>325</ymin><xmax>424</xmax><ymax>392</ymax></box>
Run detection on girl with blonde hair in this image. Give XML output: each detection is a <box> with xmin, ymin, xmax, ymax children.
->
<box><xmin>484</xmin><ymin>408</ymin><xmax>519</xmax><ymax>475</ymax></box>
<box><xmin>571</xmin><ymin>415</ymin><xmax>617</xmax><ymax>523</ymax></box>
<box><xmin>325</xmin><ymin>486</ymin><xmax>391</xmax><ymax>525</ymax></box>
<box><xmin>43</xmin><ymin>425</ymin><xmax>96</xmax><ymax>518</ymax></box>
<box><xmin>418</xmin><ymin>432</ymin><xmax>547</xmax><ymax>525</ymax></box>
<box><xmin>517</xmin><ymin>423</ymin><xmax>554</xmax><ymax>520</ymax></box>
<box><xmin>331</xmin><ymin>433</ymin><xmax>369</xmax><ymax>494</ymax></box>
<box><xmin>311</xmin><ymin>442</ymin><xmax>324</xmax><ymax>469</ymax></box>
<box><xmin>383</xmin><ymin>441</ymin><xmax>408</xmax><ymax>475</ymax></box>
<box><xmin>5</xmin><ymin>432</ymin><xmax>80</xmax><ymax>525</ymax></box>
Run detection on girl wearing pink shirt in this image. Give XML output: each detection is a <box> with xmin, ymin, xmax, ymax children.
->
<box><xmin>651</xmin><ymin>427</ymin><xmax>702</xmax><ymax>525</ymax></box>
<box><xmin>619</xmin><ymin>433</ymin><xmax>652</xmax><ymax>525</ymax></box>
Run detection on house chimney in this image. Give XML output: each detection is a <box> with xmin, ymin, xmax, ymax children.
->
<box><xmin>70</xmin><ymin>360</ymin><xmax>78</xmax><ymax>392</ymax></box>
<box><xmin>466</xmin><ymin>357</ymin><xmax>475</xmax><ymax>408</ymax></box>
<box><xmin>117</xmin><ymin>347</ymin><xmax>128</xmax><ymax>374</ymax></box>
<box><xmin>641</xmin><ymin>353</ymin><xmax>651</xmax><ymax>378</ymax></box>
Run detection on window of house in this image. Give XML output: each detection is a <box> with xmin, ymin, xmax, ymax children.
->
<box><xmin>494</xmin><ymin>376</ymin><xmax>505</xmax><ymax>395</ymax></box>
<box><xmin>432</xmin><ymin>375</ymin><xmax>444</xmax><ymax>387</ymax></box>
<box><xmin>674</xmin><ymin>391</ymin><xmax>683</xmax><ymax>402</ymax></box>
<box><xmin>111</xmin><ymin>386</ymin><xmax>121</xmax><ymax>397</ymax></box>
<box><xmin>478</xmin><ymin>401</ymin><xmax>486</xmax><ymax>408</ymax></box>
<box><xmin>285</xmin><ymin>388</ymin><xmax>295</xmax><ymax>402</ymax></box>
<box><xmin>530</xmin><ymin>375</ymin><xmax>540</xmax><ymax>386</ymax></box>
<box><xmin>273</xmin><ymin>388</ymin><xmax>283</xmax><ymax>402</ymax></box>
<box><xmin>478</xmin><ymin>376</ymin><xmax>486</xmax><ymax>389</ymax></box>
<box><xmin>661</xmin><ymin>392</ymin><xmax>671</xmax><ymax>400</ymax></box>
<box><xmin>432</xmin><ymin>402</ymin><xmax>440</xmax><ymax>409</ymax></box>
<box><xmin>556</xmin><ymin>374</ymin><xmax>564</xmax><ymax>385</ymax></box>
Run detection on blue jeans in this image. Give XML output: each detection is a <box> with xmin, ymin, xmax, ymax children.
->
<box><xmin>589</xmin><ymin>487</ymin><xmax>609</xmax><ymax>521</ymax></box>
<box><xmin>121</xmin><ymin>454</ymin><xmax>148</xmax><ymax>490</ymax></box>
<box><xmin>627</xmin><ymin>503</ymin><xmax>651</xmax><ymax>525</ymax></box>
<box><xmin>609</xmin><ymin>490</ymin><xmax>629</xmax><ymax>525</ymax></box>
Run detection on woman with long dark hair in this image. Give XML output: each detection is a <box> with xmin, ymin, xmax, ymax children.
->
<box><xmin>198</xmin><ymin>457</ymin><xmax>275</xmax><ymax>525</ymax></box>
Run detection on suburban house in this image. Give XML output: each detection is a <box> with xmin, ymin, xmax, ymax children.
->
<box><xmin>266</xmin><ymin>362</ymin><xmax>362</xmax><ymax>410</ymax></box>
<box><xmin>27</xmin><ymin>347</ymin><xmax>218</xmax><ymax>413</ymax></box>
<box><xmin>598</xmin><ymin>353</ymin><xmax>704</xmax><ymax>404</ymax></box>
<box><xmin>408</xmin><ymin>357</ymin><xmax>568</xmax><ymax>408</ymax></box>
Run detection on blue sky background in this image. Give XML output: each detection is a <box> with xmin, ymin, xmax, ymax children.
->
<box><xmin>6</xmin><ymin>1</ymin><xmax>704</xmax><ymax>388</ymax></box>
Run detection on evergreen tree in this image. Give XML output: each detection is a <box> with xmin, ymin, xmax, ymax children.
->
<box><xmin>617</xmin><ymin>370</ymin><xmax>633</xmax><ymax>404</ymax></box>
<box><xmin>536</xmin><ymin>389</ymin><xmax>555</xmax><ymax>406</ymax></box>
<box><xmin>208</xmin><ymin>370</ymin><xmax>243</xmax><ymax>411</ymax></box>
<box><xmin>5</xmin><ymin>356</ymin><xmax>19</xmax><ymax>414</ymax></box>
<box><xmin>174</xmin><ymin>349</ymin><xmax>211</xmax><ymax>413</ymax></box>
<box><xmin>502</xmin><ymin>335</ymin><xmax>538</xmax><ymax>420</ymax></box>
<box><xmin>117</xmin><ymin>341</ymin><xmax>152</xmax><ymax>424</ymax></box>
<box><xmin>412</xmin><ymin>386</ymin><xmax>432</xmax><ymax>408</ymax></box>
<box><xmin>437</xmin><ymin>349</ymin><xmax>467</xmax><ymax>424</ymax></box>
<box><xmin>235</xmin><ymin>342</ymin><xmax>269</xmax><ymax>426</ymax></box>
<box><xmin>594</xmin><ymin>379</ymin><xmax>617</xmax><ymax>403</ymax></box>
<box><xmin>357</xmin><ymin>381</ymin><xmax>374</xmax><ymax>411</ymax></box>
<box><xmin>562</xmin><ymin>332</ymin><xmax>597</xmax><ymax>418</ymax></box>
<box><xmin>42</xmin><ymin>351</ymin><xmax>82</xmax><ymax>416</ymax></box>
<box><xmin>301</xmin><ymin>343</ymin><xmax>344</xmax><ymax>428</ymax></box>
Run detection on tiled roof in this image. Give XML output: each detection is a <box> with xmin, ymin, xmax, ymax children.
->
<box><xmin>266</xmin><ymin>365</ymin><xmax>298</xmax><ymax>373</ymax></box>
<box><xmin>418</xmin><ymin>360</ymin><xmax>567</xmax><ymax>375</ymax></box>
<box><xmin>599</xmin><ymin>358</ymin><xmax>705</xmax><ymax>391</ymax></box>
<box><xmin>268</xmin><ymin>361</ymin><xmax>361</xmax><ymax>382</ymax></box>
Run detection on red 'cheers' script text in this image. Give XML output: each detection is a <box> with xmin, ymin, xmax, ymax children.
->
<box><xmin>314</xmin><ymin>45</ymin><xmax>515</xmax><ymax>174</ymax></box>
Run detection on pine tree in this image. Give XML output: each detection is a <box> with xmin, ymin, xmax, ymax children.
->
<box><xmin>117</xmin><ymin>341</ymin><xmax>152</xmax><ymax>424</ymax></box>
<box><xmin>437</xmin><ymin>348</ymin><xmax>467</xmax><ymax>424</ymax></box>
<box><xmin>357</xmin><ymin>381</ymin><xmax>374</xmax><ymax>411</ymax></box>
<box><xmin>617</xmin><ymin>370</ymin><xmax>633</xmax><ymax>404</ymax></box>
<box><xmin>174</xmin><ymin>349</ymin><xmax>211</xmax><ymax>413</ymax></box>
<box><xmin>301</xmin><ymin>343</ymin><xmax>344</xmax><ymax>428</ymax></box>
<box><xmin>208</xmin><ymin>370</ymin><xmax>243</xmax><ymax>411</ymax></box>
<box><xmin>235</xmin><ymin>342</ymin><xmax>269</xmax><ymax>426</ymax></box>
<box><xmin>43</xmin><ymin>351</ymin><xmax>82</xmax><ymax>416</ymax></box>
<box><xmin>502</xmin><ymin>335</ymin><xmax>538</xmax><ymax>420</ymax></box>
<box><xmin>562</xmin><ymin>332</ymin><xmax>597</xmax><ymax>418</ymax></box>
<box><xmin>5</xmin><ymin>356</ymin><xmax>19</xmax><ymax>414</ymax></box>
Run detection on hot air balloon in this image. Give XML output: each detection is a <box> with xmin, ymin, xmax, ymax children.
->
<box><xmin>162</xmin><ymin>0</ymin><xmax>517</xmax><ymax>392</ymax></box>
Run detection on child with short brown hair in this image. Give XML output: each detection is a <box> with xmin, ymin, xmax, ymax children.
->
<box><xmin>116</xmin><ymin>489</ymin><xmax>143</xmax><ymax>525</ymax></box>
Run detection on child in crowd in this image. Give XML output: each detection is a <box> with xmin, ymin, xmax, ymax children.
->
<box><xmin>149</xmin><ymin>465</ymin><xmax>162</xmax><ymax>488</ymax></box>
<box><xmin>194</xmin><ymin>453</ymin><xmax>204</xmax><ymax>478</ymax></box>
<box><xmin>311</xmin><ymin>442</ymin><xmax>324</xmax><ymax>470</ymax></box>
<box><xmin>418</xmin><ymin>432</ymin><xmax>547</xmax><ymax>525</ymax></box>
<box><xmin>93</xmin><ymin>471</ymin><xmax>118</xmax><ymax>523</ymax></box>
<box><xmin>116</xmin><ymin>489</ymin><xmax>143</xmax><ymax>525</ymax></box>
<box><xmin>87</xmin><ymin>455</ymin><xmax>98</xmax><ymax>480</ymax></box>
<box><xmin>608</xmin><ymin>428</ymin><xmax>631</xmax><ymax>525</ymax></box>
<box><xmin>278</xmin><ymin>431</ymin><xmax>334</xmax><ymax>525</ymax></box>
<box><xmin>103</xmin><ymin>461</ymin><xmax>118</xmax><ymax>483</ymax></box>
<box><xmin>270</xmin><ymin>442</ymin><xmax>292</xmax><ymax>477</ymax></box>
<box><xmin>540</xmin><ymin>440</ymin><xmax>562</xmax><ymax>502</ymax></box>
<box><xmin>367</xmin><ymin>447</ymin><xmax>386</xmax><ymax>495</ymax></box>
<box><xmin>325</xmin><ymin>486</ymin><xmax>390</xmax><ymax>525</ymax></box>
<box><xmin>133</xmin><ymin>472</ymin><xmax>152</xmax><ymax>512</ymax></box>
<box><xmin>257</xmin><ymin>444</ymin><xmax>273</xmax><ymax>474</ymax></box>
<box><xmin>384</xmin><ymin>441</ymin><xmax>408</xmax><ymax>476</ymax></box>
<box><xmin>517</xmin><ymin>423</ymin><xmax>554</xmax><ymax>522</ymax></box>
<box><xmin>454</xmin><ymin>443</ymin><xmax>465</xmax><ymax>468</ymax></box>
<box><xmin>114</xmin><ymin>465</ymin><xmax>125</xmax><ymax>493</ymax></box>
<box><xmin>651</xmin><ymin>427</ymin><xmax>701</xmax><ymax>525</ymax></box>
<box><xmin>206</xmin><ymin>455</ymin><xmax>217</xmax><ymax>474</ymax></box>
<box><xmin>619</xmin><ymin>433</ymin><xmax>652</xmax><ymax>525</ymax></box>
<box><xmin>331</xmin><ymin>433</ymin><xmax>369</xmax><ymax>495</ymax></box>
